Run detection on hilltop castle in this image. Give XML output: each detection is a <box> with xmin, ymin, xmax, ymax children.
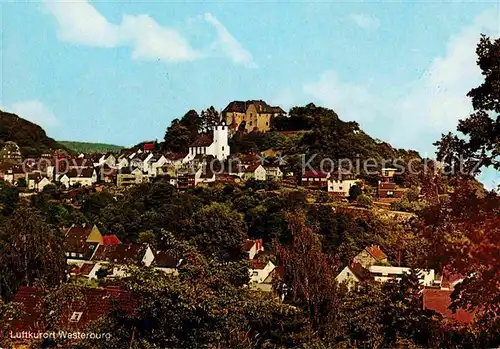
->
<box><xmin>223</xmin><ymin>100</ymin><xmax>285</xmax><ymax>133</ymax></box>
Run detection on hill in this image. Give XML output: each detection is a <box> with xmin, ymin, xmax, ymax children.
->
<box><xmin>0</xmin><ymin>109</ymin><xmax>69</xmax><ymax>157</ymax></box>
<box><xmin>59</xmin><ymin>141</ymin><xmax>124</xmax><ymax>154</ymax></box>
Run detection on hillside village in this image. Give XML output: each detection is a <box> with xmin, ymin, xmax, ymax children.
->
<box><xmin>0</xmin><ymin>76</ymin><xmax>498</xmax><ymax>349</ymax></box>
<box><xmin>0</xmin><ymin>97</ymin><xmax>490</xmax><ymax>347</ymax></box>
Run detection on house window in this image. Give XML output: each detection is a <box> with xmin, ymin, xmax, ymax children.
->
<box><xmin>249</xmin><ymin>121</ymin><xmax>253</xmax><ymax>126</ymax></box>
<box><xmin>252</xmin><ymin>271</ymin><xmax>259</xmax><ymax>277</ymax></box>
<box><xmin>222</xmin><ymin>146</ymin><xmax>224</xmax><ymax>151</ymax></box>
<box><xmin>71</xmin><ymin>252</ymin><xmax>76</xmax><ymax>257</ymax></box>
<box><xmin>78</xmin><ymin>253</ymin><xmax>83</xmax><ymax>258</ymax></box>
<box><xmin>70</xmin><ymin>311</ymin><xmax>83</xmax><ymax>322</ymax></box>
<box><xmin>266</xmin><ymin>122</ymin><xmax>269</xmax><ymax>126</ymax></box>
<box><xmin>339</xmin><ymin>186</ymin><xmax>343</xmax><ymax>190</ymax></box>
<box><xmin>65</xmin><ymin>252</ymin><xmax>69</xmax><ymax>257</ymax></box>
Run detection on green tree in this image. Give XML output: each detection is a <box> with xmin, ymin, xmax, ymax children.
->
<box><xmin>348</xmin><ymin>184</ymin><xmax>362</xmax><ymax>200</ymax></box>
<box><xmin>190</xmin><ymin>202</ymin><xmax>247</xmax><ymax>260</ymax></box>
<box><xmin>435</xmin><ymin>35</ymin><xmax>499</xmax><ymax>172</ymax></box>
<box><xmin>356</xmin><ymin>194</ymin><xmax>373</xmax><ymax>208</ymax></box>
<box><xmin>0</xmin><ymin>181</ymin><xmax>19</xmax><ymax>215</ymax></box>
<box><xmin>0</xmin><ymin>206</ymin><xmax>66</xmax><ymax>300</ymax></box>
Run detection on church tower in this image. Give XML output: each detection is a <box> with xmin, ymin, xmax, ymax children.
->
<box><xmin>212</xmin><ymin>120</ymin><xmax>229</xmax><ymax>160</ymax></box>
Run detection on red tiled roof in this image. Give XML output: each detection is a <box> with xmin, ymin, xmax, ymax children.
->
<box><xmin>92</xmin><ymin>244</ymin><xmax>147</xmax><ymax>264</ymax></box>
<box><xmin>423</xmin><ymin>289</ymin><xmax>474</xmax><ymax>324</ymax></box>
<box><xmin>243</xmin><ymin>164</ymin><xmax>262</xmax><ymax>173</ymax></box>
<box><xmin>153</xmin><ymin>251</ymin><xmax>180</xmax><ymax>268</ymax></box>
<box><xmin>441</xmin><ymin>267</ymin><xmax>465</xmax><ymax>289</ymax></box>
<box><xmin>242</xmin><ymin>240</ymin><xmax>256</xmax><ymax>252</ymax></box>
<box><xmin>143</xmin><ymin>143</ymin><xmax>155</xmax><ymax>151</ymax></box>
<box><xmin>348</xmin><ymin>262</ymin><xmax>371</xmax><ymax>281</ymax></box>
<box><xmin>379</xmin><ymin>182</ymin><xmax>396</xmax><ymax>189</ymax></box>
<box><xmin>72</xmin><ymin>263</ymin><xmax>96</xmax><ymax>276</ymax></box>
<box><xmin>366</xmin><ymin>245</ymin><xmax>387</xmax><ymax>261</ymax></box>
<box><xmin>9</xmin><ymin>286</ymin><xmax>135</xmax><ymax>331</ymax></box>
<box><xmin>102</xmin><ymin>235</ymin><xmax>121</xmax><ymax>246</ymax></box>
<box><xmin>251</xmin><ymin>261</ymin><xmax>268</xmax><ymax>270</ymax></box>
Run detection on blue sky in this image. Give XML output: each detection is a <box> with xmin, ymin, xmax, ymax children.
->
<box><xmin>0</xmin><ymin>1</ymin><xmax>499</xmax><ymax>188</ymax></box>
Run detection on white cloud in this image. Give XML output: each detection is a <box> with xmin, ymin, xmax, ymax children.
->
<box><xmin>44</xmin><ymin>0</ymin><xmax>120</xmax><ymax>47</ymax></box>
<box><xmin>349</xmin><ymin>13</ymin><xmax>380</xmax><ymax>30</ymax></box>
<box><xmin>271</xmin><ymin>88</ymin><xmax>296</xmax><ymax>110</ymax></box>
<box><xmin>43</xmin><ymin>1</ymin><xmax>254</xmax><ymax>64</ymax></box>
<box><xmin>204</xmin><ymin>13</ymin><xmax>256</xmax><ymax>68</ymax></box>
<box><xmin>303</xmin><ymin>70</ymin><xmax>382</xmax><ymax>123</ymax></box>
<box><xmin>7</xmin><ymin>100</ymin><xmax>59</xmax><ymax>129</ymax></box>
<box><xmin>302</xmin><ymin>10</ymin><xmax>498</xmax><ymax>153</ymax></box>
<box><xmin>120</xmin><ymin>14</ymin><xmax>199</xmax><ymax>61</ymax></box>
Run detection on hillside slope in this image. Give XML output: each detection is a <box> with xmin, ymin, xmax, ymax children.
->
<box><xmin>59</xmin><ymin>141</ymin><xmax>124</xmax><ymax>154</ymax></box>
<box><xmin>0</xmin><ymin>109</ymin><xmax>69</xmax><ymax>157</ymax></box>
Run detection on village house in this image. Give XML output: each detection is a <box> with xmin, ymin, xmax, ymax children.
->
<box><xmin>116</xmin><ymin>167</ymin><xmax>148</xmax><ymax>187</ymax></box>
<box><xmin>335</xmin><ymin>262</ymin><xmax>372</xmax><ymax>290</ymax></box>
<box><xmin>183</xmin><ymin>121</ymin><xmax>230</xmax><ymax>163</ymax></box>
<box><xmin>164</xmin><ymin>152</ymin><xmax>185</xmax><ymax>167</ymax></box>
<box><xmin>195</xmin><ymin>168</ymin><xmax>216</xmax><ymax>187</ymax></box>
<box><xmin>249</xmin><ymin>260</ymin><xmax>276</xmax><ymax>284</ymax></box>
<box><xmin>301</xmin><ymin>170</ymin><xmax>329</xmax><ymax>189</ymax></box>
<box><xmin>242</xmin><ymin>239</ymin><xmax>264</xmax><ymax>260</ymax></box>
<box><xmin>97</xmin><ymin>153</ymin><xmax>117</xmax><ymax>167</ymax></box>
<box><xmin>242</xmin><ymin>164</ymin><xmax>267</xmax><ymax>181</ymax></box>
<box><xmin>0</xmin><ymin>141</ymin><xmax>22</xmax><ymax>163</ymax></box>
<box><xmin>176</xmin><ymin>171</ymin><xmax>195</xmax><ymax>189</ymax></box>
<box><xmin>352</xmin><ymin>245</ymin><xmax>389</xmax><ymax>268</ymax></box>
<box><xmin>368</xmin><ymin>265</ymin><xmax>436</xmax><ymax>286</ymax></box>
<box><xmin>152</xmin><ymin>250</ymin><xmax>182</xmax><ymax>275</ymax></box>
<box><xmin>64</xmin><ymin>224</ymin><xmax>103</xmax><ymax>264</ymax></box>
<box><xmin>2</xmin><ymin>164</ymin><xmax>28</xmax><ymax>184</ymax></box>
<box><xmin>90</xmin><ymin>244</ymin><xmax>155</xmax><ymax>278</ymax></box>
<box><xmin>377</xmin><ymin>167</ymin><xmax>405</xmax><ymax>199</ymax></box>
<box><xmin>264</xmin><ymin>165</ymin><xmax>283</xmax><ymax>180</ymax></box>
<box><xmin>327</xmin><ymin>169</ymin><xmax>358</xmax><ymax>197</ymax></box>
<box><xmin>223</xmin><ymin>100</ymin><xmax>285</xmax><ymax>133</ymax></box>
<box><xmin>97</xmin><ymin>164</ymin><xmax>117</xmax><ymax>183</ymax></box>
<box><xmin>7</xmin><ymin>285</ymin><xmax>135</xmax><ymax>339</ymax></box>
<box><xmin>59</xmin><ymin>168</ymin><xmax>97</xmax><ymax>188</ymax></box>
<box><xmin>27</xmin><ymin>173</ymin><xmax>51</xmax><ymax>191</ymax></box>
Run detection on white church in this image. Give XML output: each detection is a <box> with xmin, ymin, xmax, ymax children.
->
<box><xmin>183</xmin><ymin>121</ymin><xmax>230</xmax><ymax>163</ymax></box>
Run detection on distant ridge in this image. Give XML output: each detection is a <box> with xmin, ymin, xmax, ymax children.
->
<box><xmin>59</xmin><ymin>141</ymin><xmax>124</xmax><ymax>154</ymax></box>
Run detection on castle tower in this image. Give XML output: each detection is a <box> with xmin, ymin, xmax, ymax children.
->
<box><xmin>212</xmin><ymin>120</ymin><xmax>229</xmax><ymax>160</ymax></box>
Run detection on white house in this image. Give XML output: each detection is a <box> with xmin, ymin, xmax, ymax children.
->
<box><xmin>35</xmin><ymin>177</ymin><xmax>52</xmax><ymax>192</ymax></box>
<box><xmin>368</xmin><ymin>265</ymin><xmax>435</xmax><ymax>286</ymax></box>
<box><xmin>249</xmin><ymin>260</ymin><xmax>275</xmax><ymax>284</ymax></box>
<box><xmin>150</xmin><ymin>155</ymin><xmax>168</xmax><ymax>176</ymax></box>
<box><xmin>59</xmin><ymin>168</ymin><xmax>97</xmax><ymax>188</ymax></box>
<box><xmin>335</xmin><ymin>263</ymin><xmax>370</xmax><ymax>291</ymax></box>
<box><xmin>243</xmin><ymin>239</ymin><xmax>264</xmax><ymax>260</ymax></box>
<box><xmin>183</xmin><ymin>122</ymin><xmax>230</xmax><ymax>163</ymax></box>
<box><xmin>327</xmin><ymin>170</ymin><xmax>358</xmax><ymax>197</ymax></box>
<box><xmin>242</xmin><ymin>164</ymin><xmax>267</xmax><ymax>181</ymax></box>
<box><xmin>264</xmin><ymin>166</ymin><xmax>283</xmax><ymax>180</ymax></box>
<box><xmin>195</xmin><ymin>167</ymin><xmax>216</xmax><ymax>186</ymax></box>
